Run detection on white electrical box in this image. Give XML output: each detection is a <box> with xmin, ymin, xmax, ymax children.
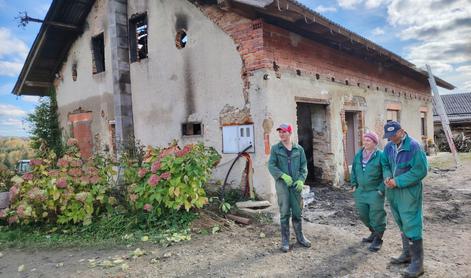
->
<box><xmin>222</xmin><ymin>124</ymin><xmax>254</xmax><ymax>153</ymax></box>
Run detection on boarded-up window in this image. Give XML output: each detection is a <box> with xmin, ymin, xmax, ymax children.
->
<box><xmin>129</xmin><ymin>13</ymin><xmax>148</xmax><ymax>62</ymax></box>
<box><xmin>68</xmin><ymin>112</ymin><xmax>93</xmax><ymax>159</ymax></box>
<box><xmin>92</xmin><ymin>33</ymin><xmax>105</xmax><ymax>73</ymax></box>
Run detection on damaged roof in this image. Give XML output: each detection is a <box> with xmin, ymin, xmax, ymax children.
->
<box><xmin>13</xmin><ymin>0</ymin><xmax>454</xmax><ymax>96</ymax></box>
<box><xmin>12</xmin><ymin>0</ymin><xmax>96</xmax><ymax>96</ymax></box>
<box><xmin>433</xmin><ymin>93</ymin><xmax>471</xmax><ymax>123</ymax></box>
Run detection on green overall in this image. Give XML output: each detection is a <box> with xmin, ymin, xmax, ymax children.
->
<box><xmin>382</xmin><ymin>134</ymin><xmax>428</xmax><ymax>241</ymax></box>
<box><xmin>350</xmin><ymin>148</ymin><xmax>387</xmax><ymax>233</ymax></box>
<box><xmin>268</xmin><ymin>142</ymin><xmax>308</xmax><ymax>225</ymax></box>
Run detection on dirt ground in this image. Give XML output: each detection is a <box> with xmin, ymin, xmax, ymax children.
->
<box><xmin>1</xmin><ymin>153</ymin><xmax>470</xmax><ymax>278</ymax></box>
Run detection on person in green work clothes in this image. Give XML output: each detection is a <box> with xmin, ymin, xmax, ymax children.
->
<box><xmin>382</xmin><ymin>121</ymin><xmax>428</xmax><ymax>278</ymax></box>
<box><xmin>350</xmin><ymin>131</ymin><xmax>386</xmax><ymax>252</ymax></box>
<box><xmin>268</xmin><ymin>123</ymin><xmax>311</xmax><ymax>252</ymax></box>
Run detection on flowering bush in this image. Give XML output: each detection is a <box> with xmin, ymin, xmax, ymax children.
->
<box><xmin>123</xmin><ymin>143</ymin><xmax>220</xmax><ymax>216</ymax></box>
<box><xmin>0</xmin><ymin>139</ymin><xmax>115</xmax><ymax>225</ymax></box>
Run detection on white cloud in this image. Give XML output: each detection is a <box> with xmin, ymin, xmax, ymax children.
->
<box><xmin>372</xmin><ymin>27</ymin><xmax>385</xmax><ymax>35</ymax></box>
<box><xmin>337</xmin><ymin>0</ymin><xmax>389</xmax><ymax>9</ymax></box>
<box><xmin>2</xmin><ymin>118</ymin><xmax>23</xmax><ymax>126</ymax></box>
<box><xmin>0</xmin><ymin>104</ymin><xmax>27</xmax><ymax>117</ymax></box>
<box><xmin>0</xmin><ymin>61</ymin><xmax>23</xmax><ymax>77</ymax></box>
<box><xmin>0</xmin><ymin>28</ymin><xmax>28</xmax><ymax>60</ymax></box>
<box><xmin>21</xmin><ymin>96</ymin><xmax>40</xmax><ymax>103</ymax></box>
<box><xmin>315</xmin><ymin>5</ymin><xmax>337</xmax><ymax>13</ymax></box>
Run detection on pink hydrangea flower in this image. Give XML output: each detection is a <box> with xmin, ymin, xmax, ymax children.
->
<box><xmin>48</xmin><ymin>170</ymin><xmax>60</xmax><ymax>177</ymax></box>
<box><xmin>16</xmin><ymin>205</ymin><xmax>25</xmax><ymax>218</ymax></box>
<box><xmin>86</xmin><ymin>167</ymin><xmax>99</xmax><ymax>176</ymax></box>
<box><xmin>56</xmin><ymin>158</ymin><xmax>69</xmax><ymax>168</ymax></box>
<box><xmin>129</xmin><ymin>194</ymin><xmax>138</xmax><ymax>202</ymax></box>
<box><xmin>143</xmin><ymin>203</ymin><xmax>153</xmax><ymax>212</ymax></box>
<box><xmin>69</xmin><ymin>159</ymin><xmax>83</xmax><ymax>167</ymax></box>
<box><xmin>89</xmin><ymin>175</ymin><xmax>99</xmax><ymax>184</ymax></box>
<box><xmin>138</xmin><ymin>168</ymin><xmax>148</xmax><ymax>178</ymax></box>
<box><xmin>27</xmin><ymin>187</ymin><xmax>45</xmax><ymax>202</ymax></box>
<box><xmin>22</xmin><ymin>172</ymin><xmax>33</xmax><ymax>181</ymax></box>
<box><xmin>9</xmin><ymin>186</ymin><xmax>19</xmax><ymax>202</ymax></box>
<box><xmin>160</xmin><ymin>172</ymin><xmax>171</xmax><ymax>180</ymax></box>
<box><xmin>56</xmin><ymin>178</ymin><xmax>68</xmax><ymax>189</ymax></box>
<box><xmin>8</xmin><ymin>215</ymin><xmax>18</xmax><ymax>225</ymax></box>
<box><xmin>80</xmin><ymin>175</ymin><xmax>90</xmax><ymax>184</ymax></box>
<box><xmin>148</xmin><ymin>174</ymin><xmax>161</xmax><ymax>187</ymax></box>
<box><xmin>67</xmin><ymin>138</ymin><xmax>79</xmax><ymax>146</ymax></box>
<box><xmin>151</xmin><ymin>161</ymin><xmax>161</xmax><ymax>173</ymax></box>
<box><xmin>29</xmin><ymin>159</ymin><xmax>43</xmax><ymax>167</ymax></box>
<box><xmin>0</xmin><ymin>209</ymin><xmax>7</xmax><ymax>218</ymax></box>
<box><xmin>68</xmin><ymin>168</ymin><xmax>82</xmax><ymax>177</ymax></box>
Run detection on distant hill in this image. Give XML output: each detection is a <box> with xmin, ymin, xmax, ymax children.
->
<box><xmin>0</xmin><ymin>137</ymin><xmax>34</xmax><ymax>170</ymax></box>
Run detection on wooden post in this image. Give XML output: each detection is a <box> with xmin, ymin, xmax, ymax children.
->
<box><xmin>426</xmin><ymin>65</ymin><xmax>460</xmax><ymax>167</ymax></box>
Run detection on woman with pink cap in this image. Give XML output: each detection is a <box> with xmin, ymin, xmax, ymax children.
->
<box><xmin>350</xmin><ymin>131</ymin><xmax>387</xmax><ymax>252</ymax></box>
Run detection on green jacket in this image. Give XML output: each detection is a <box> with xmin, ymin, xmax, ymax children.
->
<box><xmin>350</xmin><ymin>148</ymin><xmax>385</xmax><ymax>193</ymax></box>
<box><xmin>382</xmin><ymin>134</ymin><xmax>428</xmax><ymax>188</ymax></box>
<box><xmin>268</xmin><ymin>142</ymin><xmax>308</xmax><ymax>182</ymax></box>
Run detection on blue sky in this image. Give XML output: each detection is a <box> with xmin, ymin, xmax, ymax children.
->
<box><xmin>0</xmin><ymin>0</ymin><xmax>470</xmax><ymax>137</ymax></box>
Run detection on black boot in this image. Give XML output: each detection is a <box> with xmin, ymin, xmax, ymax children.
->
<box><xmin>292</xmin><ymin>219</ymin><xmax>311</xmax><ymax>248</ymax></box>
<box><xmin>368</xmin><ymin>231</ymin><xmax>383</xmax><ymax>252</ymax></box>
<box><xmin>390</xmin><ymin>233</ymin><xmax>411</xmax><ymax>264</ymax></box>
<box><xmin>404</xmin><ymin>239</ymin><xmax>424</xmax><ymax>277</ymax></box>
<box><xmin>362</xmin><ymin>227</ymin><xmax>375</xmax><ymax>243</ymax></box>
<box><xmin>280</xmin><ymin>222</ymin><xmax>290</xmax><ymax>252</ymax></box>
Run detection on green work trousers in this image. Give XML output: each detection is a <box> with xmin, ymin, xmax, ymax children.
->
<box><xmin>275</xmin><ymin>180</ymin><xmax>302</xmax><ymax>225</ymax></box>
<box><xmin>354</xmin><ymin>189</ymin><xmax>386</xmax><ymax>232</ymax></box>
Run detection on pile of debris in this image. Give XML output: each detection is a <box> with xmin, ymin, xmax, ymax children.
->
<box><xmin>437</xmin><ymin>132</ymin><xmax>471</xmax><ymax>152</ymax></box>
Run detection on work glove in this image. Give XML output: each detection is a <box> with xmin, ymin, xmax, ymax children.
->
<box><xmin>281</xmin><ymin>173</ymin><xmax>293</xmax><ymax>186</ymax></box>
<box><xmin>294</xmin><ymin>180</ymin><xmax>304</xmax><ymax>192</ymax></box>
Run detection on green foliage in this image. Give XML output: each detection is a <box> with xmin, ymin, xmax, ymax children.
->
<box><xmin>123</xmin><ymin>143</ymin><xmax>221</xmax><ymax>217</ymax></box>
<box><xmin>26</xmin><ymin>88</ymin><xmax>63</xmax><ymax>158</ymax></box>
<box><xmin>0</xmin><ymin>168</ymin><xmax>15</xmax><ymax>192</ymax></box>
<box><xmin>0</xmin><ymin>210</ymin><xmax>197</xmax><ymax>248</ymax></box>
<box><xmin>0</xmin><ymin>137</ymin><xmax>34</xmax><ymax>170</ymax></box>
<box><xmin>0</xmin><ymin>139</ymin><xmax>115</xmax><ymax>226</ymax></box>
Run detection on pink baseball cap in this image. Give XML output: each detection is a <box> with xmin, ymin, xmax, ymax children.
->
<box><xmin>276</xmin><ymin>123</ymin><xmax>293</xmax><ymax>133</ymax></box>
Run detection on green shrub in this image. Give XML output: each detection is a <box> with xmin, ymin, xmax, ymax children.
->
<box><xmin>123</xmin><ymin>143</ymin><xmax>220</xmax><ymax>216</ymax></box>
<box><xmin>0</xmin><ymin>139</ymin><xmax>115</xmax><ymax>225</ymax></box>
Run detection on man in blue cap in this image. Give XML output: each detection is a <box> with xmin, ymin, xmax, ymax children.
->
<box><xmin>382</xmin><ymin>121</ymin><xmax>428</xmax><ymax>278</ymax></box>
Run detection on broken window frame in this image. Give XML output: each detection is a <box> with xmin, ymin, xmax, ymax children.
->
<box><xmin>182</xmin><ymin>122</ymin><xmax>203</xmax><ymax>136</ymax></box>
<box><xmin>91</xmin><ymin>33</ymin><xmax>106</xmax><ymax>74</ymax></box>
<box><xmin>129</xmin><ymin>13</ymin><xmax>148</xmax><ymax>63</ymax></box>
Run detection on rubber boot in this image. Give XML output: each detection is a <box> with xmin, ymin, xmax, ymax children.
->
<box><xmin>280</xmin><ymin>222</ymin><xmax>290</xmax><ymax>252</ymax></box>
<box><xmin>404</xmin><ymin>239</ymin><xmax>424</xmax><ymax>277</ymax></box>
<box><xmin>292</xmin><ymin>219</ymin><xmax>311</xmax><ymax>248</ymax></box>
<box><xmin>368</xmin><ymin>231</ymin><xmax>383</xmax><ymax>252</ymax></box>
<box><xmin>390</xmin><ymin>233</ymin><xmax>411</xmax><ymax>264</ymax></box>
<box><xmin>362</xmin><ymin>227</ymin><xmax>375</xmax><ymax>243</ymax></box>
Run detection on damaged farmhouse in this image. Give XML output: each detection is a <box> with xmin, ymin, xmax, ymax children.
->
<box><xmin>13</xmin><ymin>0</ymin><xmax>454</xmax><ymax>205</ymax></box>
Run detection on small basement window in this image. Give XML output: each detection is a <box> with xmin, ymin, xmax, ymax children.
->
<box><xmin>92</xmin><ymin>33</ymin><xmax>105</xmax><ymax>73</ymax></box>
<box><xmin>182</xmin><ymin>122</ymin><xmax>202</xmax><ymax>136</ymax></box>
<box><xmin>129</xmin><ymin>13</ymin><xmax>148</xmax><ymax>62</ymax></box>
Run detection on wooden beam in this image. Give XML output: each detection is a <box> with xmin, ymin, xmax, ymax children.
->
<box><xmin>24</xmin><ymin>81</ymin><xmax>52</xmax><ymax>88</ymax></box>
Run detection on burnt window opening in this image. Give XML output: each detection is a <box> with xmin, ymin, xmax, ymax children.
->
<box><xmin>176</xmin><ymin>30</ymin><xmax>187</xmax><ymax>49</ymax></box>
<box><xmin>315</xmin><ymin>73</ymin><xmax>320</xmax><ymax>80</ymax></box>
<box><xmin>385</xmin><ymin>88</ymin><xmax>388</xmax><ymax>92</ymax></box>
<box><xmin>296</xmin><ymin>69</ymin><xmax>301</xmax><ymax>76</ymax></box>
<box><xmin>357</xmin><ymin>82</ymin><xmax>360</xmax><ymax>87</ymax></box>
<box><xmin>72</xmin><ymin>63</ymin><xmax>78</xmax><ymax>81</ymax></box>
<box><xmin>376</xmin><ymin>86</ymin><xmax>379</xmax><ymax>90</ymax></box>
<box><xmin>345</xmin><ymin>80</ymin><xmax>349</xmax><ymax>85</ymax></box>
<box><xmin>182</xmin><ymin>122</ymin><xmax>202</xmax><ymax>136</ymax></box>
<box><xmin>331</xmin><ymin>77</ymin><xmax>335</xmax><ymax>82</ymax></box>
<box><xmin>129</xmin><ymin>13</ymin><xmax>148</xmax><ymax>63</ymax></box>
<box><xmin>367</xmin><ymin>85</ymin><xmax>371</xmax><ymax>89</ymax></box>
<box><xmin>92</xmin><ymin>33</ymin><xmax>105</xmax><ymax>74</ymax></box>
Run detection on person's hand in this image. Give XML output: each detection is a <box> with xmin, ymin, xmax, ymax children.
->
<box><xmin>350</xmin><ymin>186</ymin><xmax>356</xmax><ymax>193</ymax></box>
<box><xmin>385</xmin><ymin>178</ymin><xmax>397</xmax><ymax>188</ymax></box>
<box><xmin>281</xmin><ymin>174</ymin><xmax>293</xmax><ymax>186</ymax></box>
<box><xmin>294</xmin><ymin>180</ymin><xmax>304</xmax><ymax>192</ymax></box>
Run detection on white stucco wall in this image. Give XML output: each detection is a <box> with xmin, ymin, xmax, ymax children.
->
<box><xmin>55</xmin><ymin>0</ymin><xmax>115</xmax><ymax>150</ymax></box>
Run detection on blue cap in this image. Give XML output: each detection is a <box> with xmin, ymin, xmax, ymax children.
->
<box><xmin>383</xmin><ymin>121</ymin><xmax>402</xmax><ymax>139</ymax></box>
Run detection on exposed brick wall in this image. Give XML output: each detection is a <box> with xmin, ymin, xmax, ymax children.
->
<box><xmin>263</xmin><ymin>23</ymin><xmax>431</xmax><ymax>100</ymax></box>
<box><xmin>68</xmin><ymin>112</ymin><xmax>93</xmax><ymax>159</ymax></box>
